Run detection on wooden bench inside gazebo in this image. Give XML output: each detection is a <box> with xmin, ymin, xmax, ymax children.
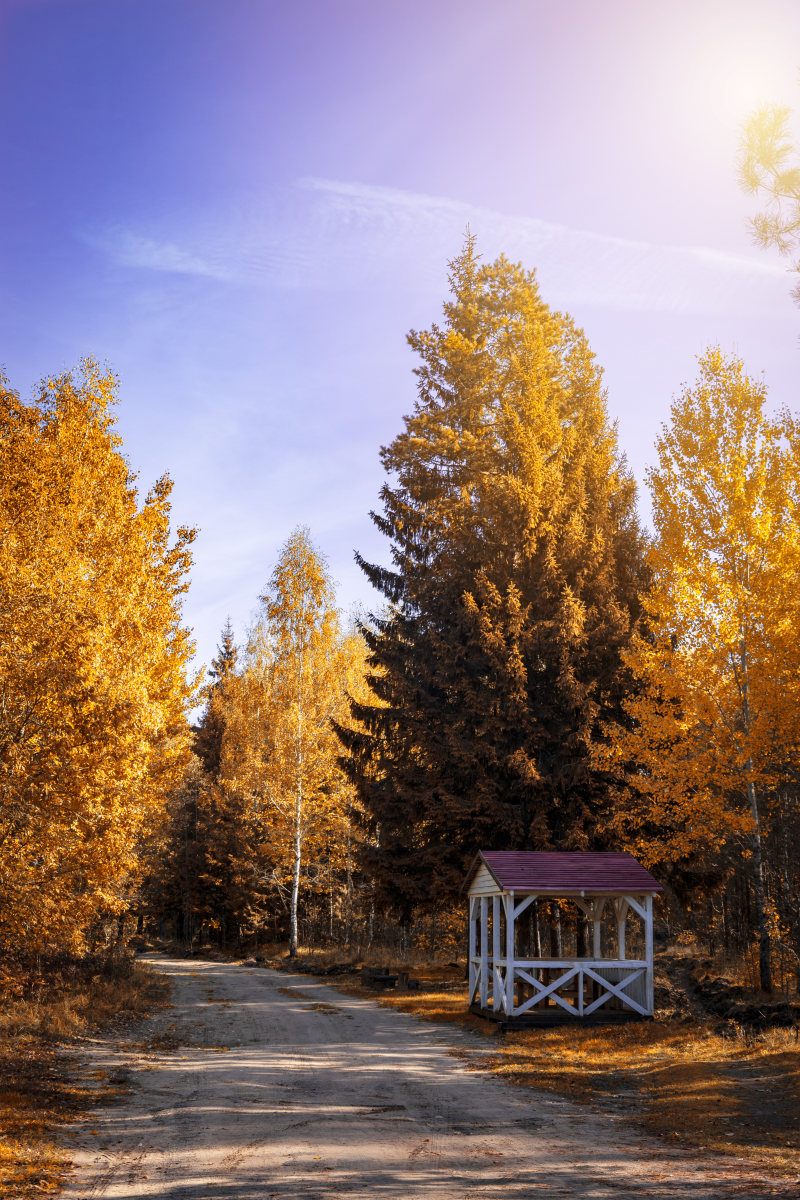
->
<box><xmin>464</xmin><ymin>851</ymin><xmax>662</xmax><ymax>1026</ymax></box>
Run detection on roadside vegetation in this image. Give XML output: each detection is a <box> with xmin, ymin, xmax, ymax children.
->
<box><xmin>488</xmin><ymin>1020</ymin><xmax>799</xmax><ymax>1176</ymax></box>
<box><xmin>0</xmin><ymin>954</ymin><xmax>170</xmax><ymax>1198</ymax></box>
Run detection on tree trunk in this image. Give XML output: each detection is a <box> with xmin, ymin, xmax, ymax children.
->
<box><xmin>552</xmin><ymin>902</ymin><xmax>563</xmax><ymax>958</ymax></box>
<box><xmin>329</xmin><ymin>854</ymin><xmax>334</xmax><ymax>943</ymax></box>
<box><xmin>747</xmin><ymin>774</ymin><xmax>772</xmax><ymax>992</ymax></box>
<box><xmin>345</xmin><ymin>835</ymin><xmax>353</xmax><ymax>946</ymax></box>
<box><xmin>576</xmin><ymin>917</ymin><xmax>588</xmax><ymax>958</ymax></box>
<box><xmin>289</xmin><ymin>787</ymin><xmax>301</xmax><ymax>957</ymax></box>
<box><xmin>740</xmin><ymin>631</ymin><xmax>771</xmax><ymax>993</ymax></box>
<box><xmin>113</xmin><ymin>913</ymin><xmax>126</xmax><ymax>955</ymax></box>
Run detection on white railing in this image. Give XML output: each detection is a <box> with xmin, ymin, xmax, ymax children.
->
<box><xmin>469</xmin><ymin>957</ymin><xmax>650</xmax><ymax>1017</ymax></box>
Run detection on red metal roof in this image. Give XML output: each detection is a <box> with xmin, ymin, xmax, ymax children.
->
<box><xmin>471</xmin><ymin>851</ymin><xmax>662</xmax><ymax>894</ymax></box>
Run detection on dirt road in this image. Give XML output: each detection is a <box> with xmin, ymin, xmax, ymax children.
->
<box><xmin>58</xmin><ymin>956</ymin><xmax>785</xmax><ymax>1199</ymax></box>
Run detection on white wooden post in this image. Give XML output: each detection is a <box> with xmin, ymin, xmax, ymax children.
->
<box><xmin>492</xmin><ymin>895</ymin><xmax>501</xmax><ymax>1011</ymax></box>
<box><xmin>479</xmin><ymin>897</ymin><xmax>488</xmax><ymax>1009</ymax></box>
<box><xmin>505</xmin><ymin>890</ymin><xmax>515</xmax><ymax>1016</ymax></box>
<box><xmin>468</xmin><ymin>897</ymin><xmax>477</xmax><ymax>1001</ymax></box>
<box><xmin>644</xmin><ymin>893</ymin><xmax>654</xmax><ymax>1014</ymax></box>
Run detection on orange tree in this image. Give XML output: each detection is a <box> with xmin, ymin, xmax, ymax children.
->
<box><xmin>601</xmin><ymin>349</ymin><xmax>800</xmax><ymax>991</ymax></box>
<box><xmin>220</xmin><ymin>528</ymin><xmax>368</xmax><ymax>955</ymax></box>
<box><xmin>0</xmin><ymin>361</ymin><xmax>197</xmax><ymax>958</ymax></box>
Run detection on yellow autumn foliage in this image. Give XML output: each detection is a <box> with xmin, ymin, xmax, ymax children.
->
<box><xmin>599</xmin><ymin>348</ymin><xmax>800</xmax><ymax>989</ymax></box>
<box><xmin>218</xmin><ymin>528</ymin><xmax>370</xmax><ymax>951</ymax></box>
<box><xmin>603</xmin><ymin>349</ymin><xmax>800</xmax><ymax>865</ymax></box>
<box><xmin>0</xmin><ymin>362</ymin><xmax>197</xmax><ymax>957</ymax></box>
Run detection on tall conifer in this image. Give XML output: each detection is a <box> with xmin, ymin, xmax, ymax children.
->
<box><xmin>194</xmin><ymin>617</ymin><xmax>238</xmax><ymax>779</ymax></box>
<box><xmin>339</xmin><ymin>240</ymin><xmax>647</xmax><ymax>907</ymax></box>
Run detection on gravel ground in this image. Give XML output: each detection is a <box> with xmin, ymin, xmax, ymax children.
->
<box><xmin>56</xmin><ymin>955</ymin><xmax>791</xmax><ymax>1199</ymax></box>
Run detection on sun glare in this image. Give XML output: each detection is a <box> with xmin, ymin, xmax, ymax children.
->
<box><xmin>690</xmin><ymin>31</ymin><xmax>796</xmax><ymax>125</ymax></box>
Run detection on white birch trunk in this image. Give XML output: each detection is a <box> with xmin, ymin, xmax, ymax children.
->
<box><xmin>289</xmin><ymin>783</ymin><xmax>301</xmax><ymax>957</ymax></box>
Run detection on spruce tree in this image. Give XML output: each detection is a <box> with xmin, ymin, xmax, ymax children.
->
<box><xmin>339</xmin><ymin>239</ymin><xmax>647</xmax><ymax>908</ymax></box>
<box><xmin>194</xmin><ymin>617</ymin><xmax>238</xmax><ymax>779</ymax></box>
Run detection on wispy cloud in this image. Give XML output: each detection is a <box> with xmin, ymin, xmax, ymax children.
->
<box><xmin>82</xmin><ymin>178</ymin><xmax>790</xmax><ymax>317</ymax></box>
<box><xmin>301</xmin><ymin>178</ymin><xmax>787</xmax><ymax>312</ymax></box>
<box><xmin>83</xmin><ymin>226</ymin><xmax>232</xmax><ymax>280</ymax></box>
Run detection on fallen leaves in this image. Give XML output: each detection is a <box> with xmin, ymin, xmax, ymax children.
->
<box><xmin>0</xmin><ymin>956</ymin><xmax>170</xmax><ymax>1198</ymax></box>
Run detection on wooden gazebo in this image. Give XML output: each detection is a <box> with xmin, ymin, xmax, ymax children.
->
<box><xmin>464</xmin><ymin>851</ymin><xmax>662</xmax><ymax>1023</ymax></box>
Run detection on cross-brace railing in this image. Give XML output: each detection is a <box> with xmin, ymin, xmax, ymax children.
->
<box><xmin>470</xmin><ymin>957</ymin><xmax>648</xmax><ymax>1017</ymax></box>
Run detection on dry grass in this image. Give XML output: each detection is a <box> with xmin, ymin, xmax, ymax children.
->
<box><xmin>488</xmin><ymin>1019</ymin><xmax>800</xmax><ymax>1177</ymax></box>
<box><xmin>0</xmin><ymin>956</ymin><xmax>171</xmax><ymax>1198</ymax></box>
<box><xmin>326</xmin><ymin>962</ymin><xmax>800</xmax><ymax>1179</ymax></box>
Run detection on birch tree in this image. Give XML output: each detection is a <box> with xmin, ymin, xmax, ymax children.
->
<box><xmin>222</xmin><ymin>528</ymin><xmax>365</xmax><ymax>955</ymax></box>
<box><xmin>602</xmin><ymin>349</ymin><xmax>800</xmax><ymax>992</ymax></box>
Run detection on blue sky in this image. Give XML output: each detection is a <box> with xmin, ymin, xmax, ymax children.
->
<box><xmin>2</xmin><ymin>0</ymin><xmax>799</xmax><ymax>674</ymax></box>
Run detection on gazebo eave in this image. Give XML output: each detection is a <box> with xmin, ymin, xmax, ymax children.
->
<box><xmin>467</xmin><ymin>886</ymin><xmax>660</xmax><ymax>897</ymax></box>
